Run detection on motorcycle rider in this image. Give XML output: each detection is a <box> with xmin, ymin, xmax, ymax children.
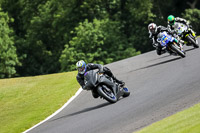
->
<box><xmin>167</xmin><ymin>15</ymin><xmax>197</xmax><ymax>40</ymax></box>
<box><xmin>76</xmin><ymin>60</ymin><xmax>124</xmax><ymax>98</ymax></box>
<box><xmin>148</xmin><ymin>23</ymin><xmax>176</xmax><ymax>55</ymax></box>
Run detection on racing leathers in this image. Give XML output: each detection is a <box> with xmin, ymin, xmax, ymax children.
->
<box><xmin>76</xmin><ymin>63</ymin><xmax>124</xmax><ymax>98</ymax></box>
<box><xmin>167</xmin><ymin>17</ymin><xmax>196</xmax><ymax>39</ymax></box>
<box><xmin>149</xmin><ymin>26</ymin><xmax>173</xmax><ymax>55</ymax></box>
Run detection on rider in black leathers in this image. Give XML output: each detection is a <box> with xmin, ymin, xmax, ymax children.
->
<box><xmin>76</xmin><ymin>60</ymin><xmax>124</xmax><ymax>98</ymax></box>
<box><xmin>148</xmin><ymin>23</ymin><xmax>174</xmax><ymax>55</ymax></box>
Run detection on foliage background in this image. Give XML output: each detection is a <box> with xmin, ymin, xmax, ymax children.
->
<box><xmin>0</xmin><ymin>0</ymin><xmax>199</xmax><ymax>78</ymax></box>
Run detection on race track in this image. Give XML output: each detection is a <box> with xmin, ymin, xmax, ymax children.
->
<box><xmin>28</xmin><ymin>38</ymin><xmax>200</xmax><ymax>133</ymax></box>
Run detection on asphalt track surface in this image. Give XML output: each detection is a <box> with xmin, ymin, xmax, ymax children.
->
<box><xmin>28</xmin><ymin>38</ymin><xmax>200</xmax><ymax>133</ymax></box>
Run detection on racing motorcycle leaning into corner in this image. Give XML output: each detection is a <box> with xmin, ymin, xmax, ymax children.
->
<box><xmin>83</xmin><ymin>70</ymin><xmax>130</xmax><ymax>103</ymax></box>
<box><xmin>173</xmin><ymin>22</ymin><xmax>199</xmax><ymax>48</ymax></box>
<box><xmin>157</xmin><ymin>31</ymin><xmax>186</xmax><ymax>58</ymax></box>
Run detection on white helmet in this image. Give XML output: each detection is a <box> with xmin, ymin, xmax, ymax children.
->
<box><xmin>148</xmin><ymin>23</ymin><xmax>157</xmax><ymax>34</ymax></box>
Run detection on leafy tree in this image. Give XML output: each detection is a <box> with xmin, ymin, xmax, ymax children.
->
<box><xmin>182</xmin><ymin>8</ymin><xmax>200</xmax><ymax>35</ymax></box>
<box><xmin>0</xmin><ymin>9</ymin><xmax>20</xmax><ymax>78</ymax></box>
<box><xmin>60</xmin><ymin>18</ymin><xmax>140</xmax><ymax>71</ymax></box>
<box><xmin>0</xmin><ymin>0</ymin><xmax>199</xmax><ymax>77</ymax></box>
<box><xmin>17</xmin><ymin>1</ymin><xmax>60</xmax><ymax>75</ymax></box>
<box><xmin>123</xmin><ymin>0</ymin><xmax>156</xmax><ymax>53</ymax></box>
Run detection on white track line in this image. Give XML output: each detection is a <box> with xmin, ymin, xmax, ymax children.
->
<box><xmin>23</xmin><ymin>88</ymin><xmax>83</xmax><ymax>133</ymax></box>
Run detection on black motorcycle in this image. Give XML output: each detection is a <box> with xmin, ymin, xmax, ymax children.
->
<box><xmin>83</xmin><ymin>70</ymin><xmax>130</xmax><ymax>103</ymax></box>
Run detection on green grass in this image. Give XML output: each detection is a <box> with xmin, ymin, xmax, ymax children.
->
<box><xmin>135</xmin><ymin>103</ymin><xmax>200</xmax><ymax>133</ymax></box>
<box><xmin>0</xmin><ymin>71</ymin><xmax>80</xmax><ymax>133</ymax></box>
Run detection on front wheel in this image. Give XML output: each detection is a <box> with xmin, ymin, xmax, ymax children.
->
<box><xmin>171</xmin><ymin>44</ymin><xmax>186</xmax><ymax>58</ymax></box>
<box><xmin>97</xmin><ymin>85</ymin><xmax>117</xmax><ymax>103</ymax></box>
<box><xmin>186</xmin><ymin>35</ymin><xmax>199</xmax><ymax>48</ymax></box>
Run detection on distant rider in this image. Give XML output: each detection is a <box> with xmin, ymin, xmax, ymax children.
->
<box><xmin>148</xmin><ymin>23</ymin><xmax>174</xmax><ymax>55</ymax></box>
<box><xmin>167</xmin><ymin>15</ymin><xmax>196</xmax><ymax>39</ymax></box>
<box><xmin>76</xmin><ymin>60</ymin><xmax>124</xmax><ymax>98</ymax></box>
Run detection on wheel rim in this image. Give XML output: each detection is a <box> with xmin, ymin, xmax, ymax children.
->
<box><xmin>103</xmin><ymin>88</ymin><xmax>116</xmax><ymax>99</ymax></box>
<box><xmin>123</xmin><ymin>87</ymin><xmax>128</xmax><ymax>92</ymax></box>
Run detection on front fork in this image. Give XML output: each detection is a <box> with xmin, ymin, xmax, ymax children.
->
<box><xmin>174</xmin><ymin>38</ymin><xmax>183</xmax><ymax>49</ymax></box>
<box><xmin>173</xmin><ymin>41</ymin><xmax>184</xmax><ymax>52</ymax></box>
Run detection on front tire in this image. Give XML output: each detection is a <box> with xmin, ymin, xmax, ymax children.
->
<box><xmin>171</xmin><ymin>44</ymin><xmax>186</xmax><ymax>58</ymax></box>
<box><xmin>122</xmin><ymin>87</ymin><xmax>130</xmax><ymax>97</ymax></box>
<box><xmin>97</xmin><ymin>85</ymin><xmax>117</xmax><ymax>103</ymax></box>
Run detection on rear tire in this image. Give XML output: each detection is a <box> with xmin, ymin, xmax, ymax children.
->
<box><xmin>186</xmin><ymin>35</ymin><xmax>199</xmax><ymax>48</ymax></box>
<box><xmin>122</xmin><ymin>87</ymin><xmax>130</xmax><ymax>97</ymax></box>
<box><xmin>171</xmin><ymin>44</ymin><xmax>186</xmax><ymax>58</ymax></box>
<box><xmin>97</xmin><ymin>86</ymin><xmax>117</xmax><ymax>103</ymax></box>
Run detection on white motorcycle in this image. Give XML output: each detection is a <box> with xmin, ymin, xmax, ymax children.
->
<box><xmin>174</xmin><ymin>23</ymin><xmax>199</xmax><ymax>48</ymax></box>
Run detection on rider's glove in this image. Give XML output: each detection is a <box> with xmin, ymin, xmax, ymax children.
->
<box><xmin>167</xmin><ymin>30</ymin><xmax>173</xmax><ymax>35</ymax></box>
<box><xmin>186</xmin><ymin>23</ymin><xmax>190</xmax><ymax>28</ymax></box>
<box><xmin>98</xmin><ymin>70</ymin><xmax>104</xmax><ymax>74</ymax></box>
<box><xmin>153</xmin><ymin>43</ymin><xmax>158</xmax><ymax>48</ymax></box>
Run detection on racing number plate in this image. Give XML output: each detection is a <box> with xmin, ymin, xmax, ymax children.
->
<box><xmin>162</xmin><ymin>36</ymin><xmax>168</xmax><ymax>43</ymax></box>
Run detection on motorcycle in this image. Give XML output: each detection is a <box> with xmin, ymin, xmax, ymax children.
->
<box><xmin>174</xmin><ymin>23</ymin><xmax>199</xmax><ymax>48</ymax></box>
<box><xmin>157</xmin><ymin>31</ymin><xmax>186</xmax><ymax>58</ymax></box>
<box><xmin>83</xmin><ymin>70</ymin><xmax>130</xmax><ymax>103</ymax></box>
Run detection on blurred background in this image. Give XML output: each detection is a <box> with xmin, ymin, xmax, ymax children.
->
<box><xmin>0</xmin><ymin>0</ymin><xmax>199</xmax><ymax>78</ymax></box>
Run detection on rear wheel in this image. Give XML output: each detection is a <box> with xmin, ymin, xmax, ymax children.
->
<box><xmin>186</xmin><ymin>35</ymin><xmax>199</xmax><ymax>48</ymax></box>
<box><xmin>122</xmin><ymin>87</ymin><xmax>130</xmax><ymax>97</ymax></box>
<box><xmin>97</xmin><ymin>85</ymin><xmax>117</xmax><ymax>103</ymax></box>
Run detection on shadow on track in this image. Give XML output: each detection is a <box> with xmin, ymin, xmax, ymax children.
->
<box><xmin>147</xmin><ymin>54</ymin><xmax>171</xmax><ymax>62</ymax></box>
<box><xmin>148</xmin><ymin>47</ymin><xmax>196</xmax><ymax>62</ymax></box>
<box><xmin>132</xmin><ymin>56</ymin><xmax>182</xmax><ymax>72</ymax></box>
<box><xmin>185</xmin><ymin>47</ymin><xmax>196</xmax><ymax>52</ymax></box>
<box><xmin>50</xmin><ymin>102</ymin><xmax>111</xmax><ymax>122</ymax></box>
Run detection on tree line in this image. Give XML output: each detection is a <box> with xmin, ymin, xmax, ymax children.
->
<box><xmin>0</xmin><ymin>0</ymin><xmax>199</xmax><ymax>78</ymax></box>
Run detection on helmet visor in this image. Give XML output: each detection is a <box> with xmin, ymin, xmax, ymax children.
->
<box><xmin>78</xmin><ymin>67</ymin><xmax>85</xmax><ymax>74</ymax></box>
<box><xmin>149</xmin><ymin>27</ymin><xmax>156</xmax><ymax>33</ymax></box>
<box><xmin>169</xmin><ymin>20</ymin><xmax>175</xmax><ymax>25</ymax></box>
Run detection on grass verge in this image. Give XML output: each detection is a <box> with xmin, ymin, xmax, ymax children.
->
<box><xmin>0</xmin><ymin>72</ymin><xmax>80</xmax><ymax>133</ymax></box>
<box><xmin>135</xmin><ymin>103</ymin><xmax>200</xmax><ymax>133</ymax></box>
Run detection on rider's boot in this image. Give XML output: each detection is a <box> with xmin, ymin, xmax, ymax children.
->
<box><xmin>112</xmin><ymin>76</ymin><xmax>125</xmax><ymax>87</ymax></box>
<box><xmin>92</xmin><ymin>90</ymin><xmax>99</xmax><ymax>98</ymax></box>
